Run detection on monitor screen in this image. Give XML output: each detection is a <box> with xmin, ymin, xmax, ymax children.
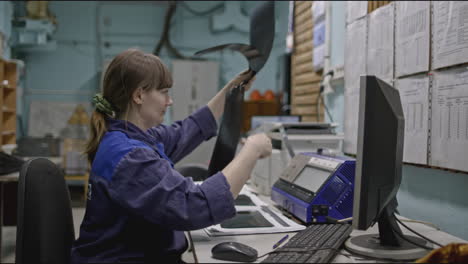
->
<box><xmin>294</xmin><ymin>166</ymin><xmax>331</xmax><ymax>192</ymax></box>
<box><xmin>345</xmin><ymin>76</ymin><xmax>431</xmax><ymax>260</ymax></box>
<box><xmin>353</xmin><ymin>76</ymin><xmax>405</xmax><ymax>230</ymax></box>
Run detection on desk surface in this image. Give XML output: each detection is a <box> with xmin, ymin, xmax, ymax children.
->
<box><xmin>0</xmin><ymin>172</ymin><xmax>20</xmax><ymax>182</ymax></box>
<box><xmin>0</xmin><ymin>156</ymin><xmax>62</xmax><ymax>182</ymax></box>
<box><xmin>183</xmin><ymin>187</ymin><xmax>467</xmax><ymax>263</ymax></box>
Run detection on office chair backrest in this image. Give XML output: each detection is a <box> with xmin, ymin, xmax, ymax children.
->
<box><xmin>176</xmin><ymin>163</ymin><xmax>209</xmax><ymax>182</ymax></box>
<box><xmin>16</xmin><ymin>158</ymin><xmax>75</xmax><ymax>264</ymax></box>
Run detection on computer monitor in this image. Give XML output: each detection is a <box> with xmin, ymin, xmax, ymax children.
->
<box><xmin>345</xmin><ymin>76</ymin><xmax>432</xmax><ymax>260</ymax></box>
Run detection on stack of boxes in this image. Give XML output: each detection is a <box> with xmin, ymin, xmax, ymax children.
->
<box><xmin>60</xmin><ymin>104</ymin><xmax>89</xmax><ymax>175</ymax></box>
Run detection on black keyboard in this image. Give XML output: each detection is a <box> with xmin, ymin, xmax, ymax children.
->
<box><xmin>262</xmin><ymin>223</ymin><xmax>353</xmax><ymax>263</ymax></box>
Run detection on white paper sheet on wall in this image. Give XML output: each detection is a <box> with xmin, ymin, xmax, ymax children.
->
<box><xmin>313</xmin><ymin>20</ymin><xmax>326</xmax><ymax>71</ymax></box>
<box><xmin>312</xmin><ymin>1</ymin><xmax>325</xmax><ymax>23</ymax></box>
<box><xmin>313</xmin><ymin>44</ymin><xmax>325</xmax><ymax>71</ymax></box>
<box><xmin>432</xmin><ymin>1</ymin><xmax>468</xmax><ymax>70</ymax></box>
<box><xmin>343</xmin><ymin>93</ymin><xmax>360</xmax><ymax>154</ymax></box>
<box><xmin>313</xmin><ymin>20</ymin><xmax>326</xmax><ymax>47</ymax></box>
<box><xmin>395</xmin><ymin>1</ymin><xmax>430</xmax><ymax>77</ymax></box>
<box><xmin>344</xmin><ymin>17</ymin><xmax>367</xmax><ymax>154</ymax></box>
<box><xmin>430</xmin><ymin>67</ymin><xmax>468</xmax><ymax>172</ymax></box>
<box><xmin>346</xmin><ymin>1</ymin><xmax>367</xmax><ymax>25</ymax></box>
<box><xmin>396</xmin><ymin>75</ymin><xmax>429</xmax><ymax>165</ymax></box>
<box><xmin>367</xmin><ymin>3</ymin><xmax>394</xmax><ymax>83</ymax></box>
<box><xmin>345</xmin><ymin>18</ymin><xmax>367</xmax><ymax>96</ymax></box>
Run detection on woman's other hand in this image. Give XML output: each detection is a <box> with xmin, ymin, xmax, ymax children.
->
<box><xmin>244</xmin><ymin>133</ymin><xmax>272</xmax><ymax>159</ymax></box>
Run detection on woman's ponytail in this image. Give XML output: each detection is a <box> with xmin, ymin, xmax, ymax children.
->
<box><xmin>85</xmin><ymin>111</ymin><xmax>107</xmax><ymax>164</ymax></box>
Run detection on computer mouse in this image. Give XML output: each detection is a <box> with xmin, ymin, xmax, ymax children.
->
<box><xmin>211</xmin><ymin>241</ymin><xmax>258</xmax><ymax>262</ymax></box>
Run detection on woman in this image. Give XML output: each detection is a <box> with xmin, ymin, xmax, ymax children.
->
<box><xmin>70</xmin><ymin>48</ymin><xmax>272</xmax><ymax>263</ymax></box>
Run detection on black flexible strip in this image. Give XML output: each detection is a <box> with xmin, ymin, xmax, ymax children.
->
<box><xmin>208</xmin><ymin>84</ymin><xmax>245</xmax><ymax>176</ymax></box>
<box><xmin>202</xmin><ymin>2</ymin><xmax>275</xmax><ymax>176</ymax></box>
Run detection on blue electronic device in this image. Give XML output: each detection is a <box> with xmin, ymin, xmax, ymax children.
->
<box><xmin>271</xmin><ymin>152</ymin><xmax>355</xmax><ymax>224</ymax></box>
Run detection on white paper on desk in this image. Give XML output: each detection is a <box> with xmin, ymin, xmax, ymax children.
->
<box><xmin>367</xmin><ymin>3</ymin><xmax>394</xmax><ymax>82</ymax></box>
<box><xmin>432</xmin><ymin>1</ymin><xmax>468</xmax><ymax>70</ymax></box>
<box><xmin>430</xmin><ymin>67</ymin><xmax>468</xmax><ymax>172</ymax></box>
<box><xmin>346</xmin><ymin>1</ymin><xmax>367</xmax><ymax>25</ymax></box>
<box><xmin>344</xmin><ymin>18</ymin><xmax>367</xmax><ymax>154</ymax></box>
<box><xmin>204</xmin><ymin>206</ymin><xmax>306</xmax><ymax>237</ymax></box>
<box><xmin>203</xmin><ymin>185</ymin><xmax>306</xmax><ymax>236</ymax></box>
<box><xmin>395</xmin><ymin>75</ymin><xmax>429</xmax><ymax>165</ymax></box>
<box><xmin>395</xmin><ymin>1</ymin><xmax>430</xmax><ymax>77</ymax></box>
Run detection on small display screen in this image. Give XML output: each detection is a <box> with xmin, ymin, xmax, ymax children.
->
<box><xmin>293</xmin><ymin>166</ymin><xmax>331</xmax><ymax>192</ymax></box>
<box><xmin>220</xmin><ymin>211</ymin><xmax>274</xmax><ymax>229</ymax></box>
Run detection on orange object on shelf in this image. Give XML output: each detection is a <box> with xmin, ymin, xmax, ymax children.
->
<box><xmin>263</xmin><ymin>90</ymin><xmax>275</xmax><ymax>101</ymax></box>
<box><xmin>249</xmin><ymin>90</ymin><xmax>263</xmax><ymax>101</ymax></box>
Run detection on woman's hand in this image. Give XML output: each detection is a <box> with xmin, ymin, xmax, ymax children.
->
<box><xmin>244</xmin><ymin>133</ymin><xmax>272</xmax><ymax>159</ymax></box>
<box><xmin>207</xmin><ymin>69</ymin><xmax>256</xmax><ymax>121</ymax></box>
<box><xmin>223</xmin><ymin>69</ymin><xmax>256</xmax><ymax>92</ymax></box>
<box><xmin>222</xmin><ymin>132</ymin><xmax>272</xmax><ymax>198</ymax></box>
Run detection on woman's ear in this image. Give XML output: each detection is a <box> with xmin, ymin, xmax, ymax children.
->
<box><xmin>132</xmin><ymin>87</ymin><xmax>144</xmax><ymax>105</ymax></box>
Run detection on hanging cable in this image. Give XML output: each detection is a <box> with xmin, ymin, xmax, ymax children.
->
<box><xmin>153</xmin><ymin>2</ymin><xmax>175</xmax><ymax>56</ymax></box>
<box><xmin>391</xmin><ymin>225</ymin><xmax>434</xmax><ymax>251</ymax></box>
<box><xmin>153</xmin><ymin>1</ymin><xmax>193</xmax><ymax>60</ymax></box>
<box><xmin>396</xmin><ymin>215</ymin><xmax>440</xmax><ymax>231</ymax></box>
<box><xmin>186</xmin><ymin>231</ymin><xmax>199</xmax><ymax>263</ymax></box>
<box><xmin>319</xmin><ymin>94</ymin><xmax>334</xmax><ymax>123</ymax></box>
<box><xmin>180</xmin><ymin>1</ymin><xmax>224</xmax><ymax>16</ymax></box>
<box><xmin>317</xmin><ymin>70</ymin><xmax>335</xmax><ymax>122</ymax></box>
<box><xmin>394</xmin><ymin>214</ymin><xmax>444</xmax><ymax>248</ymax></box>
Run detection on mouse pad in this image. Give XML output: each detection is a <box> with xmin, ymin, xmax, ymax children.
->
<box><xmin>234</xmin><ymin>194</ymin><xmax>256</xmax><ymax>206</ymax></box>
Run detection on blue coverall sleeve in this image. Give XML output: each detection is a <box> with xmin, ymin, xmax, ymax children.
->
<box><xmin>107</xmin><ymin>147</ymin><xmax>236</xmax><ymax>231</ymax></box>
<box><xmin>147</xmin><ymin>106</ymin><xmax>218</xmax><ymax>163</ymax></box>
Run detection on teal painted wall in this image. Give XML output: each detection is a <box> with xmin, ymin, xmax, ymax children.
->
<box><xmin>399</xmin><ymin>165</ymin><xmax>468</xmax><ymax>240</ymax></box>
<box><xmin>325</xmin><ymin>2</ymin><xmax>468</xmax><ymax>240</ymax></box>
<box><xmin>16</xmin><ymin>1</ymin><xmax>288</xmax><ymax>134</ymax></box>
<box><xmin>0</xmin><ymin>1</ymin><xmax>13</xmax><ymax>60</ymax></box>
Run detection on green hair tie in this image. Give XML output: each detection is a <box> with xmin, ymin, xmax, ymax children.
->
<box><xmin>93</xmin><ymin>93</ymin><xmax>116</xmax><ymax>118</ymax></box>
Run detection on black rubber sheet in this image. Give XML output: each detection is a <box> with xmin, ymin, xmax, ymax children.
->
<box><xmin>194</xmin><ymin>1</ymin><xmax>275</xmax><ymax>176</ymax></box>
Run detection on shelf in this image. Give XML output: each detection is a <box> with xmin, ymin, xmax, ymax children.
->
<box><xmin>2</xmin><ymin>108</ymin><xmax>15</xmax><ymax>114</ymax></box>
<box><xmin>2</xmin><ymin>131</ymin><xmax>15</xmax><ymax>136</ymax></box>
<box><xmin>3</xmin><ymin>84</ymin><xmax>15</xmax><ymax>90</ymax></box>
<box><xmin>1</xmin><ymin>58</ymin><xmax>17</xmax><ymax>147</ymax></box>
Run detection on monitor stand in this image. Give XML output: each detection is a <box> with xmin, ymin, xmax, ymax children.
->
<box><xmin>345</xmin><ymin>206</ymin><xmax>432</xmax><ymax>260</ymax></box>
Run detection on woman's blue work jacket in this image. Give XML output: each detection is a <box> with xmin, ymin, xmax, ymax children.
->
<box><xmin>70</xmin><ymin>106</ymin><xmax>236</xmax><ymax>263</ymax></box>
